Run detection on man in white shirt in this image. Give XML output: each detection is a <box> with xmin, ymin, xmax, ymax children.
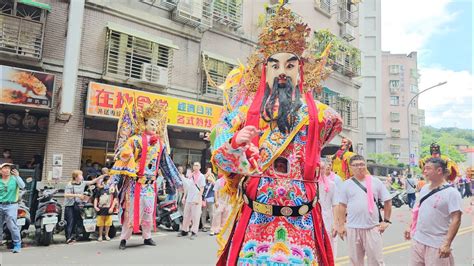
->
<box><xmin>405</xmin><ymin>157</ymin><xmax>462</xmax><ymax>266</ymax></box>
<box><xmin>178</xmin><ymin>162</ymin><xmax>206</xmax><ymax>240</ymax></box>
<box><xmin>337</xmin><ymin>155</ymin><xmax>392</xmax><ymax>266</ymax></box>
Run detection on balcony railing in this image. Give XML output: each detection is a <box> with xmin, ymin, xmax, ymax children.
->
<box><xmin>0</xmin><ymin>13</ymin><xmax>44</xmax><ymax>60</ymax></box>
<box><xmin>172</xmin><ymin>0</ymin><xmax>213</xmax><ymax>30</ymax></box>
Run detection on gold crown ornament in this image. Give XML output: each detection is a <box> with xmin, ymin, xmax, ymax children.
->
<box><xmin>258</xmin><ymin>6</ymin><xmax>311</xmax><ymax>59</ymax></box>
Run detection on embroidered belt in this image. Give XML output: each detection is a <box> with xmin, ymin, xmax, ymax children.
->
<box><xmin>133</xmin><ymin>176</ymin><xmax>155</xmax><ymax>185</ymax></box>
<box><xmin>243</xmin><ymin>194</ymin><xmax>317</xmax><ymax>217</ymax></box>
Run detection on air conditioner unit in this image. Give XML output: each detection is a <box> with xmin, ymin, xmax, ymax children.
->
<box><xmin>140</xmin><ymin>63</ymin><xmax>168</xmax><ymax>87</ymax></box>
<box><xmin>179</xmin><ymin>0</ymin><xmax>203</xmax><ymax>20</ymax></box>
<box><xmin>341</xmin><ymin>23</ymin><xmax>355</xmax><ymax>41</ymax></box>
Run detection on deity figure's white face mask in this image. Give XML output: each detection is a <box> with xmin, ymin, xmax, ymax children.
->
<box><xmin>266</xmin><ymin>52</ymin><xmax>300</xmax><ymax>89</ymax></box>
<box><xmin>145</xmin><ymin>118</ymin><xmax>158</xmax><ymax>134</ymax></box>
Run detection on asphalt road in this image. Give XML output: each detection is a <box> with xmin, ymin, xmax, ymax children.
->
<box><xmin>1</xmin><ymin>199</ymin><xmax>472</xmax><ymax>266</ymax></box>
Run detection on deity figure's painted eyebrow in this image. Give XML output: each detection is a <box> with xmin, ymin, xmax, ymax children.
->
<box><xmin>287</xmin><ymin>56</ymin><xmax>298</xmax><ymax>62</ymax></box>
<box><xmin>267</xmin><ymin>57</ymin><xmax>279</xmax><ymax>63</ymax></box>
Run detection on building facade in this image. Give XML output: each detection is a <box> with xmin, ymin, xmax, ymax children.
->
<box><xmin>381</xmin><ymin>51</ymin><xmax>423</xmax><ymax>165</ymax></box>
<box><xmin>358</xmin><ymin>0</ymin><xmax>385</xmax><ymax>156</ymax></box>
<box><xmin>0</xmin><ymin>0</ymin><xmax>363</xmax><ymax>184</ymax></box>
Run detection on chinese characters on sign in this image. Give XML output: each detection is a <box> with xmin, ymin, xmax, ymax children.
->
<box><xmin>86</xmin><ymin>82</ymin><xmax>223</xmax><ymax>130</ymax></box>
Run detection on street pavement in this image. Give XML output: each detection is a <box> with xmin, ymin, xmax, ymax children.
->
<box><xmin>1</xmin><ymin>199</ymin><xmax>472</xmax><ymax>266</ymax></box>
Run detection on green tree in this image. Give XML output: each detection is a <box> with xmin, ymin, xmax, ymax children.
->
<box><xmin>420</xmin><ymin>126</ymin><xmax>470</xmax><ymax>163</ymax></box>
<box><xmin>368</xmin><ymin>153</ymin><xmax>400</xmax><ymax>167</ymax></box>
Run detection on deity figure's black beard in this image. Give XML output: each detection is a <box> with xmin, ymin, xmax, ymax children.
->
<box><xmin>260</xmin><ymin>77</ymin><xmax>302</xmax><ymax>134</ymax></box>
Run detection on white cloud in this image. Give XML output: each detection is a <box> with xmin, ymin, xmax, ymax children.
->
<box><xmin>381</xmin><ymin>0</ymin><xmax>456</xmax><ymax>54</ymax></box>
<box><xmin>381</xmin><ymin>0</ymin><xmax>472</xmax><ymax>129</ymax></box>
<box><xmin>418</xmin><ymin>67</ymin><xmax>473</xmax><ymax>129</ymax></box>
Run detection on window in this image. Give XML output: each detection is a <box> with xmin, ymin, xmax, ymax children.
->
<box><xmin>411</xmin><ymin>130</ymin><xmax>418</xmax><ymax>140</ymax></box>
<box><xmin>0</xmin><ymin>0</ymin><xmax>47</xmax><ymax>60</ymax></box>
<box><xmin>410</xmin><ymin>68</ymin><xmax>419</xmax><ymax>78</ymax></box>
<box><xmin>315</xmin><ymin>0</ymin><xmax>332</xmax><ymax>14</ymax></box>
<box><xmin>391</xmin><ymin>128</ymin><xmax>401</xmax><ymax>138</ymax></box>
<box><xmin>213</xmin><ymin>0</ymin><xmax>243</xmax><ymax>29</ymax></box>
<box><xmin>411</xmin><ymin>114</ymin><xmax>418</xmax><ymax>125</ymax></box>
<box><xmin>390</xmin><ymin>112</ymin><xmax>400</xmax><ymax>122</ymax></box>
<box><xmin>389</xmin><ymin>65</ymin><xmax>400</xmax><ymax>74</ymax></box>
<box><xmin>202</xmin><ymin>54</ymin><xmax>235</xmax><ymax>98</ymax></box>
<box><xmin>104</xmin><ymin>28</ymin><xmax>174</xmax><ymax>86</ymax></box>
<box><xmin>390</xmin><ymin>144</ymin><xmax>401</xmax><ymax>154</ymax></box>
<box><xmin>390</xmin><ymin>96</ymin><xmax>399</xmax><ymax>106</ymax></box>
<box><xmin>338</xmin><ymin>0</ymin><xmax>358</xmax><ymax>26</ymax></box>
<box><xmin>410</xmin><ymin>84</ymin><xmax>418</xmax><ymax>93</ymax></box>
<box><xmin>321</xmin><ymin>87</ymin><xmax>338</xmax><ymax>106</ymax></box>
<box><xmin>389</xmin><ymin>80</ymin><xmax>400</xmax><ymax>89</ymax></box>
<box><xmin>335</xmin><ymin>97</ymin><xmax>358</xmax><ymax>129</ymax></box>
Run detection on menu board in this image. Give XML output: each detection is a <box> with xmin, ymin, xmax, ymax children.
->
<box><xmin>0</xmin><ymin>65</ymin><xmax>55</xmax><ymax>109</ymax></box>
<box><xmin>0</xmin><ymin>110</ymin><xmax>49</xmax><ymax>133</ymax></box>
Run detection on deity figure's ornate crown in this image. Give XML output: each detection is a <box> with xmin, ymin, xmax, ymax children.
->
<box><xmin>258</xmin><ymin>6</ymin><xmax>311</xmax><ymax>59</ymax></box>
<box><xmin>138</xmin><ymin>100</ymin><xmax>169</xmax><ymax>136</ymax></box>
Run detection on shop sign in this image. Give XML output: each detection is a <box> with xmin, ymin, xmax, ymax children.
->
<box><xmin>0</xmin><ymin>65</ymin><xmax>55</xmax><ymax>109</ymax></box>
<box><xmin>86</xmin><ymin>82</ymin><xmax>223</xmax><ymax>130</ymax></box>
<box><xmin>0</xmin><ymin>110</ymin><xmax>49</xmax><ymax>133</ymax></box>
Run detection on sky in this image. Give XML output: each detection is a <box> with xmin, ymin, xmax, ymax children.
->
<box><xmin>381</xmin><ymin>0</ymin><xmax>473</xmax><ymax>130</ymax></box>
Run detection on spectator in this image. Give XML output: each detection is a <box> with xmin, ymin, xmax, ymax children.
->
<box><xmin>201</xmin><ymin>167</ymin><xmax>216</xmax><ymax>232</ymax></box>
<box><xmin>176</xmin><ymin>166</ymin><xmax>186</xmax><ymax>214</ymax></box>
<box><xmin>81</xmin><ymin>159</ymin><xmax>92</xmax><ymax>176</ymax></box>
<box><xmin>94</xmin><ymin>175</ymin><xmax>118</xmax><ymax>242</ymax></box>
<box><xmin>318</xmin><ymin>160</ymin><xmax>339</xmax><ymax>257</ymax></box>
<box><xmin>0</xmin><ymin>149</ymin><xmax>13</xmax><ymax>164</ymax></box>
<box><xmin>405</xmin><ymin>174</ymin><xmax>418</xmax><ymax>209</ymax></box>
<box><xmin>63</xmin><ymin>170</ymin><xmax>100</xmax><ymax>243</ymax></box>
<box><xmin>416</xmin><ymin>176</ymin><xmax>425</xmax><ymax>192</ymax></box>
<box><xmin>25</xmin><ymin>154</ymin><xmax>43</xmax><ymax>170</ymax></box>
<box><xmin>463</xmin><ymin>175</ymin><xmax>472</xmax><ymax>198</ymax></box>
<box><xmin>210</xmin><ymin>176</ymin><xmax>231</xmax><ymax>236</ymax></box>
<box><xmin>101</xmin><ymin>167</ymin><xmax>109</xmax><ymax>175</ymax></box>
<box><xmin>0</xmin><ymin>163</ymin><xmax>25</xmax><ymax>253</ymax></box>
<box><xmin>178</xmin><ymin>162</ymin><xmax>205</xmax><ymax>240</ymax></box>
<box><xmin>337</xmin><ymin>155</ymin><xmax>392</xmax><ymax>266</ymax></box>
<box><xmin>405</xmin><ymin>157</ymin><xmax>462</xmax><ymax>266</ymax></box>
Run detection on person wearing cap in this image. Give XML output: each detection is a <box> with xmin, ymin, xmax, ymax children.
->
<box><xmin>0</xmin><ymin>163</ymin><xmax>25</xmax><ymax>253</ymax></box>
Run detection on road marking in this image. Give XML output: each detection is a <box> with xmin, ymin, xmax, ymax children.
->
<box><xmin>335</xmin><ymin>226</ymin><xmax>473</xmax><ymax>265</ymax></box>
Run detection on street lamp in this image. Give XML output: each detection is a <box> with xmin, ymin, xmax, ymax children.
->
<box><xmin>407</xmin><ymin>81</ymin><xmax>447</xmax><ymax>173</ymax></box>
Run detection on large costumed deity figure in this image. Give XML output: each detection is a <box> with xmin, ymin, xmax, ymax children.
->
<box><xmin>419</xmin><ymin>143</ymin><xmax>459</xmax><ymax>181</ymax></box>
<box><xmin>110</xmin><ymin>100</ymin><xmax>182</xmax><ymax>249</ymax></box>
<box><xmin>210</xmin><ymin>5</ymin><xmax>343</xmax><ymax>265</ymax></box>
<box><xmin>331</xmin><ymin>137</ymin><xmax>355</xmax><ymax>181</ymax></box>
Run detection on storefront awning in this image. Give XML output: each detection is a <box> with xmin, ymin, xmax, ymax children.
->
<box><xmin>106</xmin><ymin>22</ymin><xmax>179</xmax><ymax>50</ymax></box>
<box><xmin>18</xmin><ymin>0</ymin><xmax>51</xmax><ymax>12</ymax></box>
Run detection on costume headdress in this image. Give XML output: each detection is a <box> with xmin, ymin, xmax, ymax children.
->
<box><xmin>257</xmin><ymin>7</ymin><xmax>310</xmax><ymax>58</ymax></box>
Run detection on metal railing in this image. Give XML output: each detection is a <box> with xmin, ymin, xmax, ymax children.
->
<box><xmin>172</xmin><ymin>0</ymin><xmax>213</xmax><ymax>30</ymax></box>
<box><xmin>104</xmin><ymin>29</ymin><xmax>172</xmax><ymax>86</ymax></box>
<box><xmin>213</xmin><ymin>0</ymin><xmax>243</xmax><ymax>29</ymax></box>
<box><xmin>0</xmin><ymin>13</ymin><xmax>44</xmax><ymax>60</ymax></box>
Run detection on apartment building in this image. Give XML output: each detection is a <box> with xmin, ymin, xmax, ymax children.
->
<box><xmin>381</xmin><ymin>51</ymin><xmax>423</xmax><ymax>165</ymax></box>
<box><xmin>0</xmin><ymin>0</ymin><xmax>363</xmax><ymax>181</ymax></box>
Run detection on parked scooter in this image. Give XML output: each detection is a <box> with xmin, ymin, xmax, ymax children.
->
<box><xmin>3</xmin><ymin>190</ymin><xmax>31</xmax><ymax>248</ymax></box>
<box><xmin>74</xmin><ymin>190</ymin><xmax>97</xmax><ymax>240</ymax></box>
<box><xmin>156</xmin><ymin>199</ymin><xmax>182</xmax><ymax>231</ymax></box>
<box><xmin>391</xmin><ymin>189</ymin><xmax>406</xmax><ymax>208</ymax></box>
<box><xmin>34</xmin><ymin>187</ymin><xmax>63</xmax><ymax>246</ymax></box>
